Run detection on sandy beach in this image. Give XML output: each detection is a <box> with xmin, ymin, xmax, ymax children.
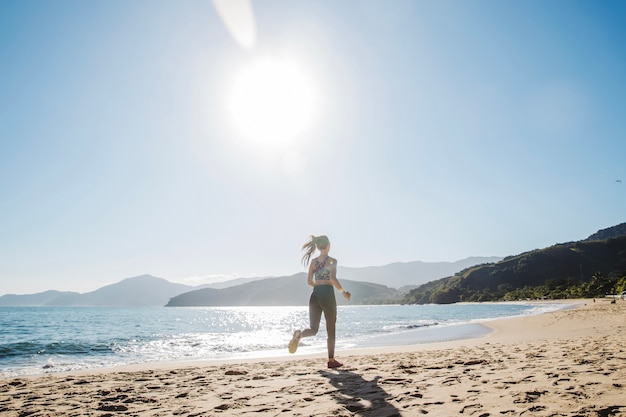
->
<box><xmin>1</xmin><ymin>299</ymin><xmax>624</xmax><ymax>417</ymax></box>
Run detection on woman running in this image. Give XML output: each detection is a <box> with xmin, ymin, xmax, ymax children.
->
<box><xmin>288</xmin><ymin>235</ymin><xmax>351</xmax><ymax>368</ymax></box>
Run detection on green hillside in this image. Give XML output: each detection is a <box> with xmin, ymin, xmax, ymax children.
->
<box><xmin>404</xmin><ymin>224</ymin><xmax>626</xmax><ymax>304</ymax></box>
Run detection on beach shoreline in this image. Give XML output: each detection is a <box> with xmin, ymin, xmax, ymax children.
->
<box><xmin>2</xmin><ymin>298</ymin><xmax>625</xmax><ymax>416</ymax></box>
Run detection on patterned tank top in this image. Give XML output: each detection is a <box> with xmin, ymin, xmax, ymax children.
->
<box><xmin>313</xmin><ymin>257</ymin><xmax>332</xmax><ymax>281</ymax></box>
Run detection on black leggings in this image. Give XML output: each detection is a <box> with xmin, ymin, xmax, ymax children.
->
<box><xmin>302</xmin><ymin>285</ymin><xmax>337</xmax><ymax>358</ymax></box>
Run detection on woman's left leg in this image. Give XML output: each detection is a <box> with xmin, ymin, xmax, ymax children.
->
<box><xmin>324</xmin><ymin>306</ymin><xmax>337</xmax><ymax>359</ymax></box>
<box><xmin>318</xmin><ymin>287</ymin><xmax>337</xmax><ymax>359</ymax></box>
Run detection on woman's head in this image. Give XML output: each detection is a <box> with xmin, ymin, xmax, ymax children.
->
<box><xmin>301</xmin><ymin>235</ymin><xmax>330</xmax><ymax>266</ymax></box>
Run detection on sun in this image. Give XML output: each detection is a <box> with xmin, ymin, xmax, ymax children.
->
<box><xmin>229</xmin><ymin>59</ymin><xmax>316</xmax><ymax>146</ymax></box>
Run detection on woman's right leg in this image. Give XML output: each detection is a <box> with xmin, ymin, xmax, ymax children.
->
<box><xmin>289</xmin><ymin>292</ymin><xmax>322</xmax><ymax>354</ymax></box>
<box><xmin>302</xmin><ymin>292</ymin><xmax>322</xmax><ymax>337</ymax></box>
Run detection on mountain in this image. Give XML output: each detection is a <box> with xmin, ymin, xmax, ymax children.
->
<box><xmin>5</xmin><ymin>224</ymin><xmax>623</xmax><ymax>307</ymax></box>
<box><xmin>0</xmin><ymin>257</ymin><xmax>498</xmax><ymax>307</ymax></box>
<box><xmin>204</xmin><ymin>276</ymin><xmax>268</xmax><ymax>289</ymax></box>
<box><xmin>166</xmin><ymin>274</ymin><xmax>400</xmax><ymax>306</ymax></box>
<box><xmin>74</xmin><ymin>275</ymin><xmax>194</xmax><ymax>306</ymax></box>
<box><xmin>0</xmin><ymin>275</ymin><xmax>194</xmax><ymax>307</ymax></box>
<box><xmin>404</xmin><ymin>224</ymin><xmax>626</xmax><ymax>304</ymax></box>
<box><xmin>338</xmin><ymin>257</ymin><xmax>502</xmax><ymax>290</ymax></box>
<box><xmin>0</xmin><ymin>290</ymin><xmax>80</xmax><ymax>307</ymax></box>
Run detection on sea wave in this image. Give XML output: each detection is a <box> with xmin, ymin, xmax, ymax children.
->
<box><xmin>0</xmin><ymin>340</ymin><xmax>115</xmax><ymax>359</ymax></box>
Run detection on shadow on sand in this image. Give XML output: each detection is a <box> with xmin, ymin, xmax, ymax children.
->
<box><xmin>319</xmin><ymin>369</ymin><xmax>402</xmax><ymax>417</ymax></box>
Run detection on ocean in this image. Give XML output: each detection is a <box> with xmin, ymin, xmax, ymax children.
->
<box><xmin>0</xmin><ymin>302</ymin><xmax>570</xmax><ymax>378</ymax></box>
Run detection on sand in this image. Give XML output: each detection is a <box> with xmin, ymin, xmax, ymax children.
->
<box><xmin>1</xmin><ymin>299</ymin><xmax>625</xmax><ymax>417</ymax></box>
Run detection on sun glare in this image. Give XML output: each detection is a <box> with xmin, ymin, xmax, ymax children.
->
<box><xmin>229</xmin><ymin>59</ymin><xmax>316</xmax><ymax>146</ymax></box>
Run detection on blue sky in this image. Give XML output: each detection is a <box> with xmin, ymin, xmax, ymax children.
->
<box><xmin>1</xmin><ymin>0</ymin><xmax>624</xmax><ymax>295</ymax></box>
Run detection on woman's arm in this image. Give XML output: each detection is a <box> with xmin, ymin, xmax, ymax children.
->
<box><xmin>307</xmin><ymin>262</ymin><xmax>315</xmax><ymax>287</ymax></box>
<box><xmin>329</xmin><ymin>258</ymin><xmax>351</xmax><ymax>300</ymax></box>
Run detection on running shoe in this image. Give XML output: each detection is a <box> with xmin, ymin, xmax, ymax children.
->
<box><xmin>288</xmin><ymin>330</ymin><xmax>302</xmax><ymax>354</ymax></box>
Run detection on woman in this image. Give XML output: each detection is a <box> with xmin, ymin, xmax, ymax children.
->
<box><xmin>288</xmin><ymin>235</ymin><xmax>351</xmax><ymax>368</ymax></box>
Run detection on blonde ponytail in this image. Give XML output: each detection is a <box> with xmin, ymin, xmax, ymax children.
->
<box><xmin>301</xmin><ymin>235</ymin><xmax>330</xmax><ymax>266</ymax></box>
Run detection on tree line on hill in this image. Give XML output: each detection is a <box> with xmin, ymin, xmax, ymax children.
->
<box><xmin>402</xmin><ymin>225</ymin><xmax>626</xmax><ymax>304</ymax></box>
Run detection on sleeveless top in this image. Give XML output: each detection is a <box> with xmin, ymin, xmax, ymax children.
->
<box><xmin>313</xmin><ymin>257</ymin><xmax>333</xmax><ymax>282</ymax></box>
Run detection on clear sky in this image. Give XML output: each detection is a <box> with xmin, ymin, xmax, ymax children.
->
<box><xmin>1</xmin><ymin>0</ymin><xmax>625</xmax><ymax>295</ymax></box>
